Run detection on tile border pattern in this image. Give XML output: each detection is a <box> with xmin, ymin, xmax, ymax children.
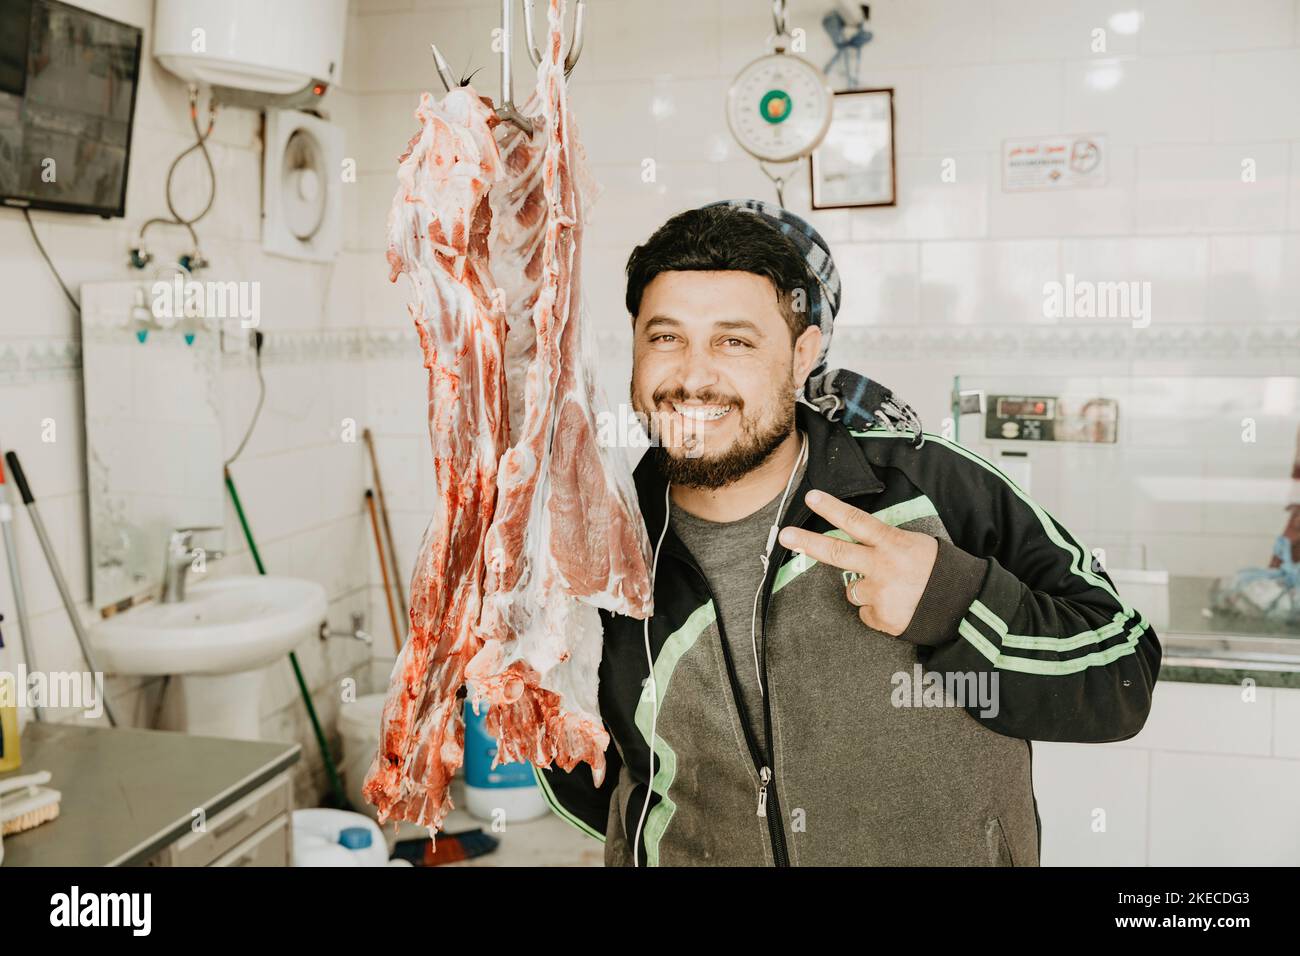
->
<box><xmin>2</xmin><ymin>322</ymin><xmax>1298</xmax><ymax>386</ymax></box>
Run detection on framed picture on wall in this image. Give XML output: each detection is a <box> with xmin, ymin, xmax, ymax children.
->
<box><xmin>810</xmin><ymin>88</ymin><xmax>896</xmax><ymax>209</ymax></box>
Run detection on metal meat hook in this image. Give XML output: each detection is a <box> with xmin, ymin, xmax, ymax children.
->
<box><xmin>521</xmin><ymin>0</ymin><xmax>587</xmax><ymax>77</ymax></box>
<box><xmin>430</xmin><ymin>0</ymin><xmax>588</xmax><ymax>135</ymax></box>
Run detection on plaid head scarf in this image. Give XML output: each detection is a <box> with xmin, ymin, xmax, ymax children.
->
<box><xmin>700</xmin><ymin>198</ymin><xmax>925</xmax><ymax>448</ymax></box>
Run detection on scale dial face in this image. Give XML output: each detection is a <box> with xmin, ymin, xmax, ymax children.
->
<box><xmin>726</xmin><ymin>52</ymin><xmax>835</xmax><ymax>163</ymax></box>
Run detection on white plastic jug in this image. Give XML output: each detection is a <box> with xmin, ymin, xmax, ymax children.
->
<box><xmin>292</xmin><ymin>808</ymin><xmax>402</xmax><ymax>867</ymax></box>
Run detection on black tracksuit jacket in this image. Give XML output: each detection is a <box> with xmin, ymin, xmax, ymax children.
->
<box><xmin>534</xmin><ymin>402</ymin><xmax>1162</xmax><ymax>866</ymax></box>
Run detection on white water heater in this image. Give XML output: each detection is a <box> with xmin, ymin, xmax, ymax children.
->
<box><xmin>154</xmin><ymin>0</ymin><xmax>348</xmax><ymax>95</ymax></box>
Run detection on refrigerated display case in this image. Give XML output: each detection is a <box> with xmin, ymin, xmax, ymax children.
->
<box><xmin>951</xmin><ymin>373</ymin><xmax>1300</xmax><ymax>687</ymax></box>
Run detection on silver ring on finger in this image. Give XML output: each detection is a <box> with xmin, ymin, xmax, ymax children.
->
<box><xmin>844</xmin><ymin>571</ymin><xmax>866</xmax><ymax>607</ymax></box>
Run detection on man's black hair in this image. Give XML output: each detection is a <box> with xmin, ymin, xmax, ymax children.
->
<box><xmin>624</xmin><ymin>206</ymin><xmax>812</xmax><ymax>343</ymax></box>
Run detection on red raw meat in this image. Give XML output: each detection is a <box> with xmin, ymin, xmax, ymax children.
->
<box><xmin>362</xmin><ymin>85</ymin><xmax>508</xmax><ymax>832</ymax></box>
<box><xmin>468</xmin><ymin>1</ymin><xmax>653</xmax><ymax>781</ymax></box>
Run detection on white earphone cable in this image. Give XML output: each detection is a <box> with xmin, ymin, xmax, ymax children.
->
<box><xmin>750</xmin><ymin>432</ymin><xmax>808</xmax><ymax>695</ymax></box>
<box><xmin>633</xmin><ymin>430</ymin><xmax>806</xmax><ymax>865</ymax></box>
<box><xmin>633</xmin><ymin>481</ymin><xmax>673</xmax><ymax>867</ymax></box>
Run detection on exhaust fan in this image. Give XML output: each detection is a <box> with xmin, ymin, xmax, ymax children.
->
<box><xmin>262</xmin><ymin>109</ymin><xmax>343</xmax><ymax>262</ymax></box>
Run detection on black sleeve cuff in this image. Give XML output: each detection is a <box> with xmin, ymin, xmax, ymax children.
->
<box><xmin>895</xmin><ymin>537</ymin><xmax>989</xmax><ymax>647</ymax></box>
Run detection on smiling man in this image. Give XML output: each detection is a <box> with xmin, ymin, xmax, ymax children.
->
<box><xmin>535</xmin><ymin>199</ymin><xmax>1162</xmax><ymax>867</ymax></box>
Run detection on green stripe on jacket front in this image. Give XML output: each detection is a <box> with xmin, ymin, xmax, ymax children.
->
<box><xmin>632</xmin><ymin>600</ymin><xmax>717</xmax><ymax>866</ymax></box>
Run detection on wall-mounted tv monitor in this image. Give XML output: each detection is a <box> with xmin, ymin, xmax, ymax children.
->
<box><xmin>0</xmin><ymin>0</ymin><xmax>143</xmax><ymax>218</ymax></box>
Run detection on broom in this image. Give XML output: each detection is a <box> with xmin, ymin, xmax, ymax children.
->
<box><xmin>0</xmin><ymin>771</ymin><xmax>60</xmax><ymax>836</ymax></box>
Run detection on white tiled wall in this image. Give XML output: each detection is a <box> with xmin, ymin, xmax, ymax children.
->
<box><xmin>1034</xmin><ymin>682</ymin><xmax>1300</xmax><ymax>865</ymax></box>
<box><xmin>2</xmin><ymin>0</ymin><xmax>1295</xmax><ymax>849</ymax></box>
<box><xmin>342</xmin><ymin>0</ymin><xmax>1300</xmax><ymax>864</ymax></box>
<box><xmin>0</xmin><ymin>0</ymin><xmax>379</xmax><ymax>807</ymax></box>
<box><xmin>345</xmin><ymin>0</ymin><xmax>1300</xmax><ymax>567</ymax></box>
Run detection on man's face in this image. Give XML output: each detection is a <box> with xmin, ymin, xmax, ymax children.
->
<box><xmin>630</xmin><ymin>270</ymin><xmax>820</xmax><ymax>489</ymax></box>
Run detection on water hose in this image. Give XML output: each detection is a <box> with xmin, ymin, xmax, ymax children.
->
<box><xmin>224</xmin><ymin>466</ymin><xmax>351</xmax><ymax>811</ymax></box>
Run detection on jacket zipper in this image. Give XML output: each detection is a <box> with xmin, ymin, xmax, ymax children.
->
<box><xmin>753</xmin><ymin>502</ymin><xmax>812</xmax><ymax>866</ymax></box>
<box><xmin>706</xmin><ymin>578</ymin><xmax>789</xmax><ymax>866</ymax></box>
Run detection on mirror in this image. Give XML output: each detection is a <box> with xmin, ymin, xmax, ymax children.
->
<box><xmin>80</xmin><ymin>280</ymin><xmax>225</xmax><ymax>610</ymax></box>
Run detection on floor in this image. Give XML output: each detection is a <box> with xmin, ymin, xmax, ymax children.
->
<box><xmin>390</xmin><ymin>776</ymin><xmax>603</xmax><ymax>867</ymax></box>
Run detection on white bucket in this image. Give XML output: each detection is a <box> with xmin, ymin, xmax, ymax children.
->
<box><xmin>338</xmin><ymin>693</ymin><xmax>387</xmax><ymax>817</ymax></box>
<box><xmin>337</xmin><ymin>693</ymin><xmax>427</xmax><ymax>843</ymax></box>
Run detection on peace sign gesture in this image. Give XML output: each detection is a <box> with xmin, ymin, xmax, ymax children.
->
<box><xmin>778</xmin><ymin>489</ymin><xmax>939</xmax><ymax>637</ymax></box>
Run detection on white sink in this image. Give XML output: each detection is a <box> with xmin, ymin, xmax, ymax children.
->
<box><xmin>92</xmin><ymin>575</ymin><xmax>327</xmax><ymax>676</ymax></box>
<box><xmin>89</xmin><ymin>575</ymin><xmax>328</xmax><ymax>740</ymax></box>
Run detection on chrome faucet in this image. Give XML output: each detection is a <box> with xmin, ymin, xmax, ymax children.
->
<box><xmin>161</xmin><ymin>526</ymin><xmax>224</xmax><ymax>603</ymax></box>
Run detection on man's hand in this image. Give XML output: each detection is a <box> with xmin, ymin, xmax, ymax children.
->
<box><xmin>777</xmin><ymin>489</ymin><xmax>939</xmax><ymax>637</ymax></box>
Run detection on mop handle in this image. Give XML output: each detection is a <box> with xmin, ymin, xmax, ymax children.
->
<box><xmin>3</xmin><ymin>452</ymin><xmax>32</xmax><ymax>505</ymax></box>
<box><xmin>0</xmin><ymin>450</ymin><xmax>41</xmax><ymax>720</ymax></box>
<box><xmin>4</xmin><ymin>450</ymin><xmax>118</xmax><ymax>727</ymax></box>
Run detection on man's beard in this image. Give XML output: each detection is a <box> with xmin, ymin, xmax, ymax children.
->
<box><xmin>636</xmin><ymin>377</ymin><xmax>797</xmax><ymax>490</ymax></box>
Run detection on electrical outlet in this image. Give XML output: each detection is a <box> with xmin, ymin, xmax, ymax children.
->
<box><xmin>219</xmin><ymin>317</ymin><xmax>252</xmax><ymax>354</ymax></box>
<box><xmin>957</xmin><ymin>389</ymin><xmax>986</xmax><ymax>415</ymax></box>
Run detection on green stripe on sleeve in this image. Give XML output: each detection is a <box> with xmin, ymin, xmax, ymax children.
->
<box><xmin>853</xmin><ymin>430</ymin><xmax>1132</xmax><ymax>612</ymax></box>
<box><xmin>970</xmin><ymin>599</ymin><xmax>1132</xmax><ymax>650</ymax></box>
<box><xmin>853</xmin><ymin>431</ymin><xmax>1148</xmax><ymax>674</ymax></box>
<box><xmin>958</xmin><ymin>616</ymin><xmax>1148</xmax><ymax>675</ymax></box>
<box><xmin>532</xmin><ymin>763</ymin><xmax>607</xmax><ymax>843</ymax></box>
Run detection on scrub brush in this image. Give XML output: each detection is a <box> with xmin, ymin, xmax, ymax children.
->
<box><xmin>0</xmin><ymin>770</ymin><xmax>61</xmax><ymax>836</ymax></box>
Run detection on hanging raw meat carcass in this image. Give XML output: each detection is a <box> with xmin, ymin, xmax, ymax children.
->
<box><xmin>363</xmin><ymin>0</ymin><xmax>653</xmax><ymax>838</ymax></box>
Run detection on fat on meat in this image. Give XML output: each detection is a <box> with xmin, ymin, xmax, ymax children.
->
<box><xmin>361</xmin><ymin>85</ymin><xmax>508</xmax><ymax>832</ymax></box>
<box><xmin>468</xmin><ymin>0</ymin><xmax>653</xmax><ymax>782</ymax></box>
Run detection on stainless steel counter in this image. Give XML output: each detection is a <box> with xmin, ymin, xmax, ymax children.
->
<box><xmin>0</xmin><ymin>722</ymin><xmax>300</xmax><ymax>867</ymax></box>
<box><xmin>1160</xmin><ymin>575</ymin><xmax>1300</xmax><ymax>687</ymax></box>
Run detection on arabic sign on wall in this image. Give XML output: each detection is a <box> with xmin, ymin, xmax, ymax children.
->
<box><xmin>1002</xmin><ymin>134</ymin><xmax>1107</xmax><ymax>191</ymax></box>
